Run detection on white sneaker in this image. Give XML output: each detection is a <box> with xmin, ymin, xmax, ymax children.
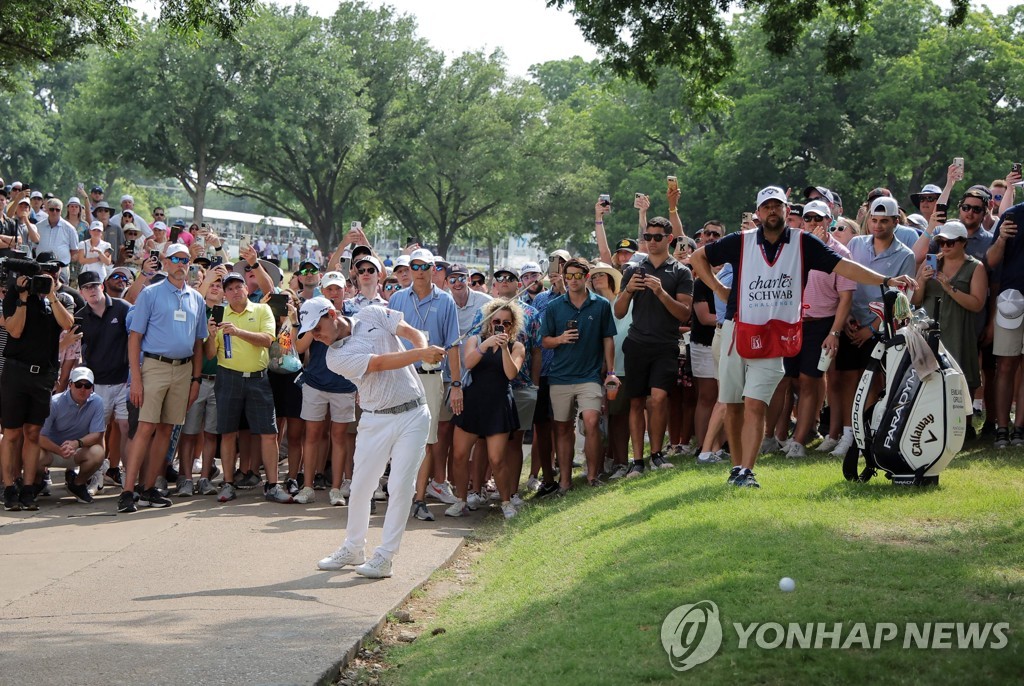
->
<box><xmin>830</xmin><ymin>433</ymin><xmax>854</xmax><ymax>457</ymax></box>
<box><xmin>676</xmin><ymin>443</ymin><xmax>697</xmax><ymax>457</ymax></box>
<box><xmin>354</xmin><ymin>552</ymin><xmax>393</xmax><ymax>579</ymax></box>
<box><xmin>713</xmin><ymin>449</ymin><xmax>730</xmax><ymax>461</ymax></box>
<box><xmin>501</xmin><ymin>502</ymin><xmax>517</xmax><ymax>520</ymax></box>
<box><xmin>510</xmin><ymin>493</ymin><xmax>525</xmax><ymax>508</ymax></box>
<box><xmin>373</xmin><ymin>487</ymin><xmax>388</xmax><ymax>501</ymax></box>
<box><xmin>426</xmin><ymin>479</ymin><xmax>457</xmax><ymax>504</ymax></box>
<box><xmin>329</xmin><ymin>488</ymin><xmax>346</xmax><ymax>506</ymax></box>
<box><xmin>778</xmin><ymin>438</ymin><xmax>793</xmax><ymax>453</ymax></box>
<box><xmin>317</xmin><ymin>546</ymin><xmax>365</xmax><ymax>571</ymax></box>
<box><xmin>525</xmin><ymin>476</ymin><xmax>541</xmax><ymax>492</ymax></box>
<box><xmin>192</xmin><ymin>458</ymin><xmax>202</xmax><ymax>475</ymax></box>
<box><xmin>87</xmin><ymin>460</ymin><xmax>107</xmax><ymax>495</ymax></box>
<box><xmin>293</xmin><ymin>486</ymin><xmax>315</xmax><ymax>504</ymax></box>
<box><xmin>817</xmin><ymin>436</ymin><xmax>839</xmax><ymax>453</ymax></box>
<box><xmin>466</xmin><ymin>491</ymin><xmax>486</xmax><ymax>510</ymax></box>
<box><xmin>339</xmin><ymin>478</ymin><xmax>352</xmax><ymax>499</ymax></box>
<box><xmin>485</xmin><ymin>478</ymin><xmax>500</xmax><ymax>500</ymax></box>
<box><xmin>696</xmin><ymin>451</ymin><xmax>723</xmax><ymax>464</ymax></box>
<box><xmin>445</xmin><ymin>500</ymin><xmax>470</xmax><ymax>517</ymax></box>
<box><xmin>608</xmin><ymin>464</ymin><xmax>629</xmax><ymax>479</ymax></box>
<box><xmin>759</xmin><ymin>436</ymin><xmax>781</xmax><ymax>454</ymax></box>
<box><xmin>786</xmin><ymin>442</ymin><xmax>806</xmax><ymax>458</ymax></box>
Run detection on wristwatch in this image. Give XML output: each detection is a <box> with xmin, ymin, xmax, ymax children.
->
<box><xmin>882</xmin><ymin>276</ymin><xmax>892</xmax><ymax>288</ymax></box>
<box><xmin>191</xmin><ymin>376</ymin><xmax>202</xmax><ymax>384</ymax></box>
<box><xmin>76</xmin><ymin>439</ymin><xmax>84</xmax><ymax>449</ymax></box>
<box><xmin>830</xmin><ymin>330</ymin><xmax>841</xmax><ymax>338</ymax></box>
<box><xmin>450</xmin><ymin>381</ymin><xmax>462</xmax><ymax>388</ymax></box>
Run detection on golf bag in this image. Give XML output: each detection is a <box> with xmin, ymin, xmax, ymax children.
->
<box><xmin>845</xmin><ymin>288</ymin><xmax>970</xmax><ymax>486</ymax></box>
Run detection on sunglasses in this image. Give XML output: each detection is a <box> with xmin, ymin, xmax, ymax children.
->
<box><xmin>73</xmin><ymin>381</ymin><xmax>94</xmax><ymax>390</ymax></box>
<box><xmin>109</xmin><ymin>274</ymin><xmax>130</xmax><ymax>282</ymax></box>
<box><xmin>447</xmin><ymin>275</ymin><xmax>466</xmax><ymax>284</ymax></box>
<box><xmin>703</xmin><ymin>231</ymin><xmax>722</xmax><ymax>238</ymax></box>
<box><xmin>384</xmin><ymin>284</ymin><xmax>401</xmax><ymax>291</ymax></box>
<box><xmin>470</xmin><ymin>278</ymin><xmax>485</xmax><ymax>286</ymax></box>
<box><xmin>642</xmin><ymin>233</ymin><xmax>668</xmax><ymax>242</ymax></box>
<box><xmin>122</xmin><ymin>213</ymin><xmax>133</xmax><ymax>218</ymax></box>
<box><xmin>491</xmin><ymin>318</ymin><xmax>512</xmax><ymax>327</ymax></box>
<box><xmin>935</xmin><ymin>238</ymin><xmax>963</xmax><ymax>248</ymax></box>
<box><xmin>803</xmin><ymin>215</ymin><xmax>827</xmax><ymax>223</ymax></box>
<box><xmin>296</xmin><ymin>268</ymin><xmax>318</xmax><ymax>275</ymax></box>
<box><xmin>960</xmin><ymin>203</ymin><xmax>985</xmax><ymax>214</ymax></box>
<box><xmin>564</xmin><ymin>272</ymin><xmax>587</xmax><ymax>280</ymax></box>
<box><xmin>494</xmin><ymin>275</ymin><xmax>516</xmax><ymax>283</ymax></box>
<box><xmin>168</xmin><ymin>256</ymin><xmax>189</xmax><ymax>264</ymax></box>
<box><xmin>357</xmin><ymin>266</ymin><xmax>378</xmax><ymax>275</ymax></box>
<box><xmin>410</xmin><ymin>263</ymin><xmax>431</xmax><ymax>271</ymax></box>
<box><xmin>47</xmin><ymin>208</ymin><xmax>61</xmax><ymax>212</ymax></box>
<box><xmin>918</xmin><ymin>196</ymin><xmax>940</xmax><ymax>203</ymax></box>
<box><xmin>153</xmin><ymin>213</ymin><xmax>164</xmax><ymax>217</ymax></box>
<box><xmin>994</xmin><ymin>194</ymin><xmax>1003</xmax><ymax>202</ymax></box>
<box><xmin>433</xmin><ymin>264</ymin><xmax>447</xmax><ymax>272</ymax></box>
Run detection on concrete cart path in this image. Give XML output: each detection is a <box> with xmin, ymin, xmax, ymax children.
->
<box><xmin>0</xmin><ymin>485</ymin><xmax>477</xmax><ymax>686</ymax></box>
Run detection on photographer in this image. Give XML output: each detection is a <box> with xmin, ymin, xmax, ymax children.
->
<box><xmin>1</xmin><ymin>264</ymin><xmax>74</xmax><ymax>511</ymax></box>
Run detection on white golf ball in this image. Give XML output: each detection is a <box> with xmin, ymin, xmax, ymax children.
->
<box><xmin>779</xmin><ymin>577</ymin><xmax>796</xmax><ymax>592</ymax></box>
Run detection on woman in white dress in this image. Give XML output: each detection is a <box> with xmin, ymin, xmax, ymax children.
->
<box><xmin>77</xmin><ymin>221</ymin><xmax>113</xmax><ymax>278</ymax></box>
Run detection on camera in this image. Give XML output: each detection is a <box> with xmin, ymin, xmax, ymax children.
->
<box><xmin>0</xmin><ymin>256</ymin><xmax>52</xmax><ymax>296</ymax></box>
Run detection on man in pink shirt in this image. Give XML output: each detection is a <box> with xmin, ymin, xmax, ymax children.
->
<box><xmin>763</xmin><ymin>200</ymin><xmax>856</xmax><ymax>458</ymax></box>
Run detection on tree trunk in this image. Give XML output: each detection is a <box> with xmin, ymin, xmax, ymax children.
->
<box><xmin>487</xmin><ymin>235</ymin><xmax>495</xmax><ymax>276</ymax></box>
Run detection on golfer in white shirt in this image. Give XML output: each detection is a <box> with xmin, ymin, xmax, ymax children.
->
<box><xmin>298</xmin><ymin>298</ymin><xmax>445</xmax><ymax>579</ymax></box>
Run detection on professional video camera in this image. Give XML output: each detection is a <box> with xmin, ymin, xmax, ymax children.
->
<box><xmin>0</xmin><ymin>254</ymin><xmax>54</xmax><ymax>296</ymax></box>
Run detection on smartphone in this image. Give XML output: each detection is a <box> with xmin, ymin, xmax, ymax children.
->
<box><xmin>566</xmin><ymin>319</ymin><xmax>577</xmax><ymax>332</ymax></box>
<box><xmin>954</xmin><ymin>157</ymin><xmax>964</xmax><ymax>173</ymax></box>
<box><xmin>636</xmin><ymin>266</ymin><xmax>646</xmax><ymax>283</ymax></box>
<box><xmin>124</xmin><ymin>239</ymin><xmax>136</xmax><ymax>252</ymax></box>
<box><xmin>211</xmin><ymin>305</ymin><xmax>225</xmax><ymax>324</ymax></box>
<box><xmin>211</xmin><ymin>255</ymin><xmax>223</xmax><ymax>267</ymax></box>
<box><xmin>667</xmin><ymin>176</ymin><xmax>678</xmax><ymax>192</ymax></box>
<box><xmin>493</xmin><ymin>324</ymin><xmax>505</xmax><ymax>335</ymax></box>
<box><xmin>925</xmin><ymin>254</ymin><xmax>938</xmax><ymax>275</ymax></box>
<box><xmin>267</xmin><ymin>293</ymin><xmax>289</xmax><ymax>317</ymax></box>
<box><xmin>351</xmin><ymin>221</ymin><xmax>362</xmax><ymax>230</ymax></box>
<box><xmin>406</xmin><ymin>235</ymin><xmax>415</xmax><ymax>246</ymax></box>
<box><xmin>238</xmin><ymin>234</ymin><xmax>252</xmax><ymax>254</ymax></box>
<box><xmin>599</xmin><ymin>194</ymin><xmax>611</xmax><ymax>207</ymax></box>
<box><xmin>188</xmin><ymin>264</ymin><xmax>200</xmax><ymax>280</ymax></box>
<box><xmin>741</xmin><ymin>211</ymin><xmax>753</xmax><ymax>226</ymax></box>
<box><xmin>1013</xmin><ymin>162</ymin><xmax>1022</xmax><ymax>176</ymax></box>
<box><xmin>150</xmin><ymin>249</ymin><xmax>160</xmax><ymax>260</ymax></box>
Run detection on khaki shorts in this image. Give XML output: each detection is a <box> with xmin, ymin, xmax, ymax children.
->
<box><xmin>94</xmin><ymin>383</ymin><xmax>128</xmax><ymax>423</ymax></box>
<box><xmin>549</xmin><ymin>382</ymin><xmax>603</xmax><ymax>423</ymax></box>
<box><xmin>420</xmin><ymin>371</ymin><xmax>444</xmax><ymax>444</ymax></box>
<box><xmin>300</xmin><ymin>385</ymin><xmax>356</xmax><ymax>423</ymax></box>
<box><xmin>138</xmin><ymin>357</ymin><xmax>192</xmax><ymax>426</ymax></box>
<box><xmin>718</xmin><ymin>320</ymin><xmax>785</xmax><ymax>405</ymax></box>
<box><xmin>993</xmin><ymin>317</ymin><xmax>1024</xmax><ymax>357</ymax></box>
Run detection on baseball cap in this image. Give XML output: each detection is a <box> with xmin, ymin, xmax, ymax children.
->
<box><xmin>120</xmin><ymin>194</ymin><xmax>134</xmax><ymax>204</ymax></box>
<box><xmin>165</xmin><ymin>244</ymin><xmax>190</xmax><ymax>258</ymax></box>
<box><xmin>934</xmin><ymin>220</ymin><xmax>968</xmax><ymax>241</ymax></box>
<box><xmin>549</xmin><ymin>249</ymin><xmax>571</xmax><ymax>263</ymax></box>
<box><xmin>494</xmin><ymin>265</ymin><xmax>518</xmax><ymax>279</ymax></box>
<box><xmin>803</xmin><ymin>186</ymin><xmax>835</xmax><ymax>204</ymax></box>
<box><xmin>90</xmin><ymin>185</ymin><xmax>104</xmax><ymax>194</ymax></box>
<box><xmin>321</xmin><ymin>271</ymin><xmax>346</xmax><ymax>289</ymax></box>
<box><xmin>355</xmin><ymin>255</ymin><xmax>383</xmax><ymax>273</ymax></box>
<box><xmin>409</xmin><ymin>248</ymin><xmax>434</xmax><ymax>263</ymax></box>
<box><xmin>297</xmin><ymin>296</ymin><xmax>336</xmax><ymax>338</ymax></box>
<box><xmin>351</xmin><ymin>244</ymin><xmax>374</xmax><ymax>260</ymax></box>
<box><xmin>867</xmin><ymin>187</ymin><xmax>892</xmax><ymax>202</ymax></box>
<box><xmin>152</xmin><ymin>221</ymin><xmax>168</xmax><ymax>231</ymax></box>
<box><xmin>223</xmin><ymin>272</ymin><xmax>245</xmax><ymax>286</ymax></box>
<box><xmin>446</xmin><ymin>262</ymin><xmax>468</xmax><ymax>275</ymax></box>
<box><xmin>35</xmin><ymin>251</ymin><xmax>67</xmax><ymax>267</ymax></box>
<box><xmin>394</xmin><ymin>255</ymin><xmax>411</xmax><ymax>269</ymax></box>
<box><xmin>30</xmin><ymin>191</ymin><xmax>43</xmax><ymax>199</ymax></box>
<box><xmin>77</xmin><ymin>270</ymin><xmax>102</xmax><ymax>287</ymax></box>
<box><xmin>996</xmin><ymin>289</ymin><xmax>1024</xmax><ymax>329</ymax></box>
<box><xmin>519</xmin><ymin>261</ymin><xmax>541</xmax><ymax>277</ymax></box>
<box><xmin>615</xmin><ymin>238</ymin><xmax>638</xmax><ymax>253</ymax></box>
<box><xmin>172</xmin><ymin>219</ymin><xmax>187</xmax><ymax>228</ymax></box>
<box><xmin>802</xmin><ymin>200</ymin><xmax>833</xmax><ymax>218</ymax></box>
<box><xmin>905</xmin><ymin>213</ymin><xmax>928</xmax><ymax>232</ymax></box>
<box><xmin>964</xmin><ymin>187</ymin><xmax>991</xmax><ymax>202</ymax></box>
<box><xmin>66</xmin><ymin>197</ymin><xmax>82</xmax><ymax>207</ymax></box>
<box><xmin>757</xmin><ymin>186</ymin><xmax>788</xmax><ymax>208</ymax></box>
<box><xmin>869</xmin><ymin>197</ymin><xmax>900</xmax><ymax>217</ymax></box>
<box><xmin>88</xmin><ymin>221</ymin><xmax>103</xmax><ymax>232</ymax></box>
<box><xmin>193</xmin><ymin>256</ymin><xmax>212</xmax><ymax>268</ymax></box>
<box><xmin>109</xmin><ymin>267</ymin><xmax>135</xmax><ymax>280</ymax></box>
<box><xmin>299</xmin><ymin>260</ymin><xmax>321</xmax><ymax>272</ymax></box>
<box><xmin>69</xmin><ymin>367</ymin><xmax>95</xmax><ymax>385</ymax></box>
<box><xmin>17</xmin><ymin>197</ymin><xmax>30</xmax><ymax>206</ymax></box>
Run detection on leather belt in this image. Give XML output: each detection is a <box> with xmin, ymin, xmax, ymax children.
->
<box><xmin>201</xmin><ymin>374</ymin><xmax>216</xmax><ymax>381</ymax></box>
<box><xmin>143</xmin><ymin>352</ymin><xmax>193</xmax><ymax>365</ymax></box>
<box><xmin>365</xmin><ymin>397</ymin><xmax>427</xmax><ymax>415</ymax></box>
<box><xmin>220</xmin><ymin>368</ymin><xmax>266</xmax><ymax>379</ymax></box>
<box><xmin>7</xmin><ymin>359</ymin><xmax>53</xmax><ymax>375</ymax></box>
<box><xmin>803</xmin><ymin>316</ymin><xmax>832</xmax><ymax>322</ymax></box>
<box><xmin>417</xmin><ymin>368</ymin><xmax>441</xmax><ymax>374</ymax></box>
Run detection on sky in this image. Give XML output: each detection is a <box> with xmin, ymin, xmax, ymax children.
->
<box><xmin>131</xmin><ymin>1</ymin><xmax>1021</xmax><ymax>77</ymax></box>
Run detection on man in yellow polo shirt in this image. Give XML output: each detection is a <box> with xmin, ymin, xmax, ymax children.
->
<box><xmin>204</xmin><ymin>272</ymin><xmax>291</xmax><ymax>503</ymax></box>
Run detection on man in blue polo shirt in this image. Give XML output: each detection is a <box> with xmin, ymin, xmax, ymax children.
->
<box><xmin>38</xmin><ymin>367</ymin><xmax>107</xmax><ymax>504</ymax></box>
<box><xmin>118</xmin><ymin>244</ymin><xmax>207</xmax><ymax>513</ymax></box>
<box><xmin>541</xmin><ymin>257</ymin><xmax>617</xmax><ymax>493</ymax></box>
<box><xmin>387</xmin><ymin>248</ymin><xmax>462</xmax><ymax>521</ymax></box>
